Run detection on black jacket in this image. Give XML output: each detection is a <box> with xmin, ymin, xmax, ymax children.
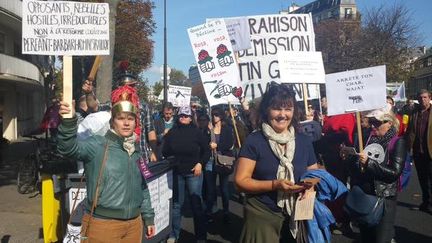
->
<box><xmin>350</xmin><ymin>137</ymin><xmax>407</xmax><ymax>198</ymax></box>
<box><xmin>162</xmin><ymin>123</ymin><xmax>211</xmax><ymax>175</ymax></box>
<box><xmin>213</xmin><ymin>124</ymin><xmax>234</xmax><ymax>156</ymax></box>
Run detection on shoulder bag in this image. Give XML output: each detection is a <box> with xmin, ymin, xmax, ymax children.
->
<box><xmin>211</xmin><ymin>128</ymin><xmax>235</xmax><ymax>175</ymax></box>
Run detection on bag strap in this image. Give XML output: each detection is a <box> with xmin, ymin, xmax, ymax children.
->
<box><xmin>67</xmin><ymin>173</ymin><xmax>86</xmax><ymax>225</ymax></box>
<box><xmin>90</xmin><ymin>142</ymin><xmax>109</xmax><ymax>217</ymax></box>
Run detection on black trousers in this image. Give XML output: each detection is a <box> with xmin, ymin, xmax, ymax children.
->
<box><xmin>359</xmin><ymin>197</ymin><xmax>397</xmax><ymax>243</ymax></box>
<box><xmin>414</xmin><ymin>153</ymin><xmax>432</xmax><ymax>204</ymax></box>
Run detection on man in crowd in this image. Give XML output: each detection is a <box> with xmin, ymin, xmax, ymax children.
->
<box><xmin>406</xmin><ymin>89</ymin><xmax>432</xmax><ymax>212</ymax></box>
<box><xmin>154</xmin><ymin>102</ymin><xmax>175</xmax><ymax>159</ymax></box>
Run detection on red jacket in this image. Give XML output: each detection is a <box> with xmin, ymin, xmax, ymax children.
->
<box><xmin>322</xmin><ymin>113</ymin><xmax>356</xmax><ymax>145</ymax></box>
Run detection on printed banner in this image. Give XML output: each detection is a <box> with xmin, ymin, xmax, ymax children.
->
<box><xmin>22</xmin><ymin>0</ymin><xmax>109</xmax><ymax>55</ymax></box>
<box><xmin>237</xmin><ymin>14</ymin><xmax>316</xmax><ymax>101</ymax></box>
<box><xmin>326</xmin><ymin>65</ymin><xmax>387</xmax><ymax>116</ymax></box>
<box><xmin>188</xmin><ymin>19</ymin><xmax>241</xmax><ymax>106</ymax></box>
<box><xmin>167</xmin><ymin>85</ymin><xmax>192</xmax><ymax>107</ymax></box>
<box><xmin>278</xmin><ymin>51</ymin><xmax>325</xmax><ymax>84</ymax></box>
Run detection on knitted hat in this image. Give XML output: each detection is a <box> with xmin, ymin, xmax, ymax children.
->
<box><xmin>178</xmin><ymin>106</ymin><xmax>192</xmax><ymax>116</ymax></box>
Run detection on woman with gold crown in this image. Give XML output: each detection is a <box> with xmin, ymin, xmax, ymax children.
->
<box><xmin>57</xmin><ymin>84</ymin><xmax>155</xmax><ymax>243</ymax></box>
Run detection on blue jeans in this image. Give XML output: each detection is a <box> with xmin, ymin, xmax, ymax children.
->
<box><xmin>170</xmin><ymin>173</ymin><xmax>206</xmax><ymax>240</ymax></box>
<box><xmin>204</xmin><ymin>170</ymin><xmax>231</xmax><ymax>215</ymax></box>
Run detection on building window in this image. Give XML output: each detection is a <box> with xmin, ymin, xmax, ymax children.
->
<box><xmin>428</xmin><ymin>57</ymin><xmax>432</xmax><ymax>66</ymax></box>
<box><xmin>0</xmin><ymin>32</ymin><xmax>5</xmax><ymax>54</ymax></box>
<box><xmin>345</xmin><ymin>8</ymin><xmax>353</xmax><ymax>19</ymax></box>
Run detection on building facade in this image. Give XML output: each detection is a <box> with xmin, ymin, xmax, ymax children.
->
<box><xmin>0</xmin><ymin>0</ymin><xmax>51</xmax><ymax>140</ymax></box>
<box><xmin>408</xmin><ymin>52</ymin><xmax>432</xmax><ymax>98</ymax></box>
<box><xmin>290</xmin><ymin>0</ymin><xmax>358</xmax><ymax>23</ymax></box>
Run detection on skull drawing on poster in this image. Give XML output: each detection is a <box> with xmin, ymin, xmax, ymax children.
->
<box><xmin>363</xmin><ymin>143</ymin><xmax>385</xmax><ymax>164</ymax></box>
<box><xmin>197</xmin><ymin>50</ymin><xmax>215</xmax><ymax>73</ymax></box>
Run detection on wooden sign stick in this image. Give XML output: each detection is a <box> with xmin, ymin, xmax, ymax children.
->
<box><xmin>88</xmin><ymin>56</ymin><xmax>102</xmax><ymax>80</ymax></box>
<box><xmin>303</xmin><ymin>83</ymin><xmax>308</xmax><ymax>116</ymax></box>
<box><xmin>228</xmin><ymin>102</ymin><xmax>242</xmax><ymax>148</ymax></box>
<box><xmin>63</xmin><ymin>56</ymin><xmax>73</xmax><ymax>118</ymax></box>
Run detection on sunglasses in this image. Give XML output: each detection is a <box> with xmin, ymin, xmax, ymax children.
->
<box><xmin>369</xmin><ymin>117</ymin><xmax>389</xmax><ymax>128</ymax></box>
<box><xmin>179</xmin><ymin>114</ymin><xmax>190</xmax><ymax>118</ymax></box>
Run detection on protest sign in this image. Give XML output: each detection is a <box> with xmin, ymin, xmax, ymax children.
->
<box><xmin>22</xmin><ymin>0</ymin><xmax>109</xmax><ymax>55</ymax></box>
<box><xmin>325</xmin><ymin>65</ymin><xmax>387</xmax><ymax>116</ymax></box>
<box><xmin>188</xmin><ymin>19</ymin><xmax>241</xmax><ymax>106</ymax></box>
<box><xmin>278</xmin><ymin>51</ymin><xmax>325</xmax><ymax>84</ymax></box>
<box><xmin>147</xmin><ymin>171</ymin><xmax>173</xmax><ymax>235</ymax></box>
<box><xmin>167</xmin><ymin>85</ymin><xmax>192</xmax><ymax>107</ymax></box>
<box><xmin>208</xmin><ymin>17</ymin><xmax>251</xmax><ymax>52</ymax></box>
<box><xmin>237</xmin><ymin>14</ymin><xmax>315</xmax><ymax>101</ymax></box>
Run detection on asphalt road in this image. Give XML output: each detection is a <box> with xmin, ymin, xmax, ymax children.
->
<box><xmin>0</xmin><ymin>139</ymin><xmax>431</xmax><ymax>243</ymax></box>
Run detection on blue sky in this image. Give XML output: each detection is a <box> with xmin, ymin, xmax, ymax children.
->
<box><xmin>143</xmin><ymin>0</ymin><xmax>432</xmax><ymax>85</ymax></box>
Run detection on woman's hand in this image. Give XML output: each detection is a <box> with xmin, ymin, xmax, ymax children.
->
<box><xmin>191</xmin><ymin>163</ymin><xmax>202</xmax><ymax>176</ymax></box>
<box><xmin>145</xmin><ymin>225</ymin><xmax>155</xmax><ymax>239</ymax></box>
<box><xmin>210</xmin><ymin>142</ymin><xmax>218</xmax><ymax>150</ymax></box>
<box><xmin>358</xmin><ymin>152</ymin><xmax>368</xmax><ymax>165</ymax></box>
<box><xmin>58</xmin><ymin>101</ymin><xmax>75</xmax><ymax>118</ymax></box>
<box><xmin>273</xmin><ymin>179</ymin><xmax>305</xmax><ymax>194</ymax></box>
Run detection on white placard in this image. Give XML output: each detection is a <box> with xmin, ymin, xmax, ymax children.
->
<box><xmin>208</xmin><ymin>17</ymin><xmax>251</xmax><ymax>52</ymax></box>
<box><xmin>147</xmin><ymin>171</ymin><xmax>173</xmax><ymax>235</ymax></box>
<box><xmin>22</xmin><ymin>0</ymin><xmax>109</xmax><ymax>55</ymax></box>
<box><xmin>237</xmin><ymin>14</ymin><xmax>316</xmax><ymax>101</ymax></box>
<box><xmin>188</xmin><ymin>19</ymin><xmax>241</xmax><ymax>106</ymax></box>
<box><xmin>278</xmin><ymin>51</ymin><xmax>325</xmax><ymax>84</ymax></box>
<box><xmin>291</xmin><ymin>83</ymin><xmax>320</xmax><ymax>101</ymax></box>
<box><xmin>167</xmin><ymin>85</ymin><xmax>192</xmax><ymax>107</ymax></box>
<box><xmin>68</xmin><ymin>188</ymin><xmax>87</xmax><ymax>214</ymax></box>
<box><xmin>326</xmin><ymin>65</ymin><xmax>387</xmax><ymax>116</ymax></box>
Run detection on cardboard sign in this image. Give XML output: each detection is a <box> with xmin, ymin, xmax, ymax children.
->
<box><xmin>325</xmin><ymin>65</ymin><xmax>387</xmax><ymax>116</ymax></box>
<box><xmin>167</xmin><ymin>85</ymin><xmax>192</xmax><ymax>107</ymax></box>
<box><xmin>237</xmin><ymin>14</ymin><xmax>316</xmax><ymax>101</ymax></box>
<box><xmin>188</xmin><ymin>19</ymin><xmax>241</xmax><ymax>106</ymax></box>
<box><xmin>208</xmin><ymin>17</ymin><xmax>251</xmax><ymax>52</ymax></box>
<box><xmin>147</xmin><ymin>171</ymin><xmax>173</xmax><ymax>235</ymax></box>
<box><xmin>278</xmin><ymin>51</ymin><xmax>325</xmax><ymax>84</ymax></box>
<box><xmin>22</xmin><ymin>0</ymin><xmax>109</xmax><ymax>55</ymax></box>
<box><xmin>68</xmin><ymin>188</ymin><xmax>86</xmax><ymax>214</ymax></box>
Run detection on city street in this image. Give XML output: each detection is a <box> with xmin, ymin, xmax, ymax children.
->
<box><xmin>0</xmin><ymin>139</ymin><xmax>431</xmax><ymax>243</ymax></box>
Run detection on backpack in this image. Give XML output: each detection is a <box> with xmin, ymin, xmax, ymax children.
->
<box><xmin>387</xmin><ymin>136</ymin><xmax>411</xmax><ymax>192</ymax></box>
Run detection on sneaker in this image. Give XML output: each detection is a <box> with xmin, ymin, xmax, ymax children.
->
<box><xmin>167</xmin><ymin>237</ymin><xmax>176</xmax><ymax>243</ymax></box>
<box><xmin>391</xmin><ymin>238</ymin><xmax>397</xmax><ymax>243</ymax></box>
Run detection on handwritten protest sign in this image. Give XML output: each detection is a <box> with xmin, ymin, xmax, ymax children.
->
<box><xmin>167</xmin><ymin>85</ymin><xmax>192</xmax><ymax>107</ymax></box>
<box><xmin>188</xmin><ymin>19</ymin><xmax>241</xmax><ymax>106</ymax></box>
<box><xmin>278</xmin><ymin>51</ymin><xmax>325</xmax><ymax>84</ymax></box>
<box><xmin>236</xmin><ymin>14</ymin><xmax>315</xmax><ymax>101</ymax></box>
<box><xmin>147</xmin><ymin>171</ymin><xmax>173</xmax><ymax>235</ymax></box>
<box><xmin>208</xmin><ymin>17</ymin><xmax>251</xmax><ymax>52</ymax></box>
<box><xmin>326</xmin><ymin>65</ymin><xmax>387</xmax><ymax>116</ymax></box>
<box><xmin>22</xmin><ymin>0</ymin><xmax>109</xmax><ymax>55</ymax></box>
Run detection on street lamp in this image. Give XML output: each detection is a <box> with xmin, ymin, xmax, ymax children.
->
<box><xmin>163</xmin><ymin>0</ymin><xmax>168</xmax><ymax>103</ymax></box>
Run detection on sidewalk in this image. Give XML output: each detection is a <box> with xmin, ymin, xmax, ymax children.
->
<box><xmin>0</xmin><ymin>138</ymin><xmax>43</xmax><ymax>243</ymax></box>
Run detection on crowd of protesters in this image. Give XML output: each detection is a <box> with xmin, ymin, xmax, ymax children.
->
<box><xmin>50</xmin><ymin>69</ymin><xmax>432</xmax><ymax>243</ymax></box>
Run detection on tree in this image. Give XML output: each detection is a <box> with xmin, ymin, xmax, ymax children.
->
<box><xmin>169</xmin><ymin>68</ymin><xmax>188</xmax><ymax>86</ymax></box>
<box><xmin>153</xmin><ymin>81</ymin><xmax>164</xmax><ymax>96</ymax></box>
<box><xmin>114</xmin><ymin>0</ymin><xmax>156</xmax><ymax>76</ymax></box>
<box><xmin>358</xmin><ymin>3</ymin><xmax>420</xmax><ymax>82</ymax></box>
<box><xmin>315</xmin><ymin>3</ymin><xmax>419</xmax><ymax>83</ymax></box>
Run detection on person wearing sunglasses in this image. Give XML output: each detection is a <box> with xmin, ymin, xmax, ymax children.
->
<box><xmin>162</xmin><ymin>106</ymin><xmax>210</xmax><ymax>243</ymax></box>
<box><xmin>347</xmin><ymin>108</ymin><xmax>407</xmax><ymax>243</ymax></box>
